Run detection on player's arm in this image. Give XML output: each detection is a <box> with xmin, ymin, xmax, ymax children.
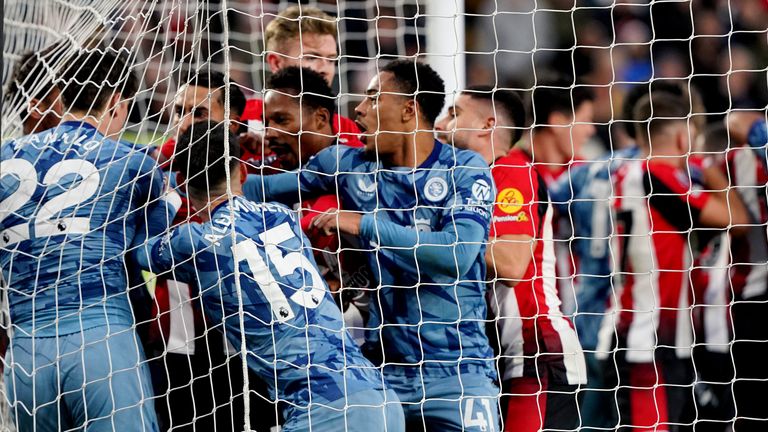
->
<box><xmin>486</xmin><ymin>234</ymin><xmax>534</xmax><ymax>287</ymax></box>
<box><xmin>647</xmin><ymin>163</ymin><xmax>748</xmax><ymax>236</ymax></box>
<box><xmin>698</xmin><ymin>162</ymin><xmax>749</xmax><ymax>234</ymax></box>
<box><xmin>243</xmin><ymin>145</ymin><xmax>344</xmax><ymax>204</ymax></box>
<box><xmin>312</xmin><ymin>212</ymin><xmax>486</xmax><ymax>277</ymax></box>
<box><xmin>727</xmin><ymin>111</ymin><xmax>767</xmax><ymax>149</ymax></box>
<box><xmin>484</xmin><ymin>165</ymin><xmax>540</xmax><ymax>286</ymax></box>
<box><xmin>313</xmin><ymin>156</ymin><xmax>495</xmax><ymax>277</ymax></box>
<box><xmin>132</xmin><ymin>188</ymin><xmax>182</xmax><ymax>250</ymax></box>
<box><xmin>132</xmin><ymin>222</ymin><xmax>199</xmax><ymax>277</ymax></box>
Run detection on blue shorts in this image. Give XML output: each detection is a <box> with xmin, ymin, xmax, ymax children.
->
<box><xmin>385</xmin><ymin>368</ymin><xmax>501</xmax><ymax>432</ymax></box>
<box><xmin>283</xmin><ymin>388</ymin><xmax>405</xmax><ymax>432</ymax></box>
<box><xmin>3</xmin><ymin>325</ymin><xmax>158</xmax><ymax>432</ymax></box>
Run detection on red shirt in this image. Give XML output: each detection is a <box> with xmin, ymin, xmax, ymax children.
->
<box><xmin>489</xmin><ymin>147</ymin><xmax>586</xmax><ymax>385</ymax></box>
<box><xmin>611</xmin><ymin>160</ymin><xmax>711</xmax><ymax>363</ymax></box>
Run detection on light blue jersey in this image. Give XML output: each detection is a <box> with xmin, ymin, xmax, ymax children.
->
<box><xmin>245</xmin><ymin>142</ymin><xmax>496</xmax><ymax>375</ymax></box>
<box><xmin>1</xmin><ymin>121</ymin><xmax>163</xmax><ymax>337</ymax></box>
<box><xmin>1</xmin><ymin>121</ymin><xmax>161</xmax><ymax>431</ymax></box>
<box><xmin>244</xmin><ymin>142</ymin><xmax>500</xmax><ymax>431</ymax></box>
<box><xmin>549</xmin><ymin>146</ymin><xmax>639</xmax><ymax>351</ymax></box>
<box><xmin>133</xmin><ymin>195</ymin><xmax>404</xmax><ymax>431</ymax></box>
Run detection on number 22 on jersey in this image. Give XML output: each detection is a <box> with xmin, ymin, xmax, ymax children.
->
<box><xmin>0</xmin><ymin>158</ymin><xmax>100</xmax><ymax>246</ymax></box>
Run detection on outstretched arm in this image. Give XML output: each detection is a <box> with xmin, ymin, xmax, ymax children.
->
<box><xmin>312</xmin><ymin>211</ymin><xmax>486</xmax><ymax>278</ymax></box>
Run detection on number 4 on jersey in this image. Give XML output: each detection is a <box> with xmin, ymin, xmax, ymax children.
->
<box><xmin>463</xmin><ymin>398</ymin><xmax>496</xmax><ymax>432</ymax></box>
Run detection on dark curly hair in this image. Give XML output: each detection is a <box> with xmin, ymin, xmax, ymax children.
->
<box><xmin>267</xmin><ymin>66</ymin><xmax>336</xmax><ymax>117</ymax></box>
<box><xmin>381</xmin><ymin>59</ymin><xmax>445</xmax><ymax>125</ymax></box>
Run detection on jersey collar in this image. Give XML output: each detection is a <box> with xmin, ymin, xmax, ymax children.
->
<box><xmin>60</xmin><ymin>120</ymin><xmax>98</xmax><ymax>132</ymax></box>
<box><xmin>418</xmin><ymin>139</ymin><xmax>443</xmax><ymax>169</ymax></box>
<box><xmin>210</xmin><ymin>195</ymin><xmax>241</xmax><ymax>218</ymax></box>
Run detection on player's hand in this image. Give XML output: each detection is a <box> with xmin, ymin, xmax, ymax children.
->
<box><xmin>311</xmin><ymin>209</ymin><xmax>363</xmax><ymax>236</ymax></box>
<box><xmin>238</xmin><ymin>132</ymin><xmax>263</xmax><ymax>155</ymax></box>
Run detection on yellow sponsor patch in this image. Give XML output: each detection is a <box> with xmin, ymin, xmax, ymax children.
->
<box><xmin>496</xmin><ymin>187</ymin><xmax>524</xmax><ymax>214</ymax></box>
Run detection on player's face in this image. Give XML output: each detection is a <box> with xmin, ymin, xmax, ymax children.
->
<box><xmin>272</xmin><ymin>33</ymin><xmax>337</xmax><ymax>86</ymax></box>
<box><xmin>103</xmin><ymin>97</ymin><xmax>131</xmax><ymax>138</ymax></box>
<box><xmin>434</xmin><ymin>110</ymin><xmax>451</xmax><ymax>144</ymax></box>
<box><xmin>354</xmin><ymin>72</ymin><xmax>408</xmax><ymax>157</ymax></box>
<box><xmin>173</xmin><ymin>84</ymin><xmax>226</xmax><ymax>138</ymax></box>
<box><xmin>552</xmin><ymin>100</ymin><xmax>596</xmax><ymax>161</ymax></box>
<box><xmin>442</xmin><ymin>93</ymin><xmax>488</xmax><ymax>151</ymax></box>
<box><xmin>263</xmin><ymin>90</ymin><xmax>319</xmax><ymax>170</ymax></box>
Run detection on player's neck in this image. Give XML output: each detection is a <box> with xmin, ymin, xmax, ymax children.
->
<box><xmin>388</xmin><ymin>131</ymin><xmax>436</xmax><ymax>168</ymax></box>
<box><xmin>641</xmin><ymin>146</ymin><xmax>687</xmax><ymax>167</ymax></box>
<box><xmin>61</xmin><ymin>112</ymin><xmax>117</xmax><ymax>138</ymax></box>
<box><xmin>529</xmin><ymin>131</ymin><xmax>569</xmax><ymax>170</ymax></box>
<box><xmin>190</xmin><ymin>188</ymin><xmax>244</xmax><ymax>223</ymax></box>
<box><xmin>477</xmin><ymin>139</ymin><xmax>510</xmax><ymax>165</ymax></box>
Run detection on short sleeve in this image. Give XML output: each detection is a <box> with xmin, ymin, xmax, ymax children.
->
<box><xmin>490</xmin><ymin>163</ymin><xmax>539</xmax><ymax>238</ymax></box>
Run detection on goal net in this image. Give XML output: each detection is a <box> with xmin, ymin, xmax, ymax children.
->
<box><xmin>2</xmin><ymin>0</ymin><xmax>767</xmax><ymax>431</ymax></box>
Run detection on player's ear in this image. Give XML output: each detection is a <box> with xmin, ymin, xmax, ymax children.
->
<box><xmin>480</xmin><ymin>117</ymin><xmax>496</xmax><ymax>137</ymax></box>
<box><xmin>314</xmin><ymin>107</ymin><xmax>331</xmax><ymax>130</ymax></box>
<box><xmin>677</xmin><ymin>127</ymin><xmax>691</xmax><ymax>156</ymax></box>
<box><xmin>27</xmin><ymin>98</ymin><xmax>43</xmax><ymax>121</ymax></box>
<box><xmin>402</xmin><ymin>99</ymin><xmax>416</xmax><ymax>123</ymax></box>
<box><xmin>239</xmin><ymin>162</ymin><xmax>247</xmax><ymax>185</ymax></box>
<box><xmin>106</xmin><ymin>92</ymin><xmax>122</xmax><ymax>113</ymax></box>
<box><xmin>228</xmin><ymin>116</ymin><xmax>241</xmax><ymax>135</ymax></box>
<box><xmin>266</xmin><ymin>52</ymin><xmax>282</xmax><ymax>74</ymax></box>
<box><xmin>548</xmin><ymin>111</ymin><xmax>569</xmax><ymax>126</ymax></box>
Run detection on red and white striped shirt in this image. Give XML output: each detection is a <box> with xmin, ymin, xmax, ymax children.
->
<box><xmin>488</xmin><ymin>148</ymin><xmax>586</xmax><ymax>384</ymax></box>
<box><xmin>726</xmin><ymin>147</ymin><xmax>768</xmax><ymax>300</ymax></box>
<box><xmin>607</xmin><ymin>159</ymin><xmax>710</xmax><ymax>363</ymax></box>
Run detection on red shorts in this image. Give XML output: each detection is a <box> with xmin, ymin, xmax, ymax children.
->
<box><xmin>502</xmin><ymin>369</ymin><xmax>579</xmax><ymax>432</ymax></box>
<box><xmin>618</xmin><ymin>358</ymin><xmax>695</xmax><ymax>431</ymax></box>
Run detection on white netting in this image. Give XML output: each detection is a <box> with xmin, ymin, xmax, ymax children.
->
<box><xmin>2</xmin><ymin>0</ymin><xmax>768</xmax><ymax>431</ymax></box>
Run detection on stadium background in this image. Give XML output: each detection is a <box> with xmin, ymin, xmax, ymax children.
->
<box><xmin>4</xmin><ymin>0</ymin><xmax>767</xmax><ymax>146</ymax></box>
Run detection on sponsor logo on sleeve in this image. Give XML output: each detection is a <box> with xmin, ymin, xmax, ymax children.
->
<box><xmin>496</xmin><ymin>187</ymin><xmax>524</xmax><ymax>214</ymax></box>
<box><xmin>414</xmin><ymin>217</ymin><xmax>433</xmax><ymax>232</ymax></box>
<box><xmin>471</xmin><ymin>179</ymin><xmax>492</xmax><ymax>202</ymax></box>
<box><xmin>493</xmin><ymin>213</ymin><xmax>528</xmax><ymax>223</ymax></box>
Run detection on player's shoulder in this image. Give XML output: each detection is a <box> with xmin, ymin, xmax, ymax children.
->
<box><xmin>644</xmin><ymin>160</ymin><xmax>693</xmax><ymax>193</ymax></box>
<box><xmin>492</xmin><ymin>147</ymin><xmax>536</xmax><ymax>183</ymax></box>
<box><xmin>219</xmin><ymin>196</ymin><xmax>296</xmax><ymax>229</ymax></box>
<box><xmin>493</xmin><ymin>146</ymin><xmax>530</xmax><ymax>168</ymax></box>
